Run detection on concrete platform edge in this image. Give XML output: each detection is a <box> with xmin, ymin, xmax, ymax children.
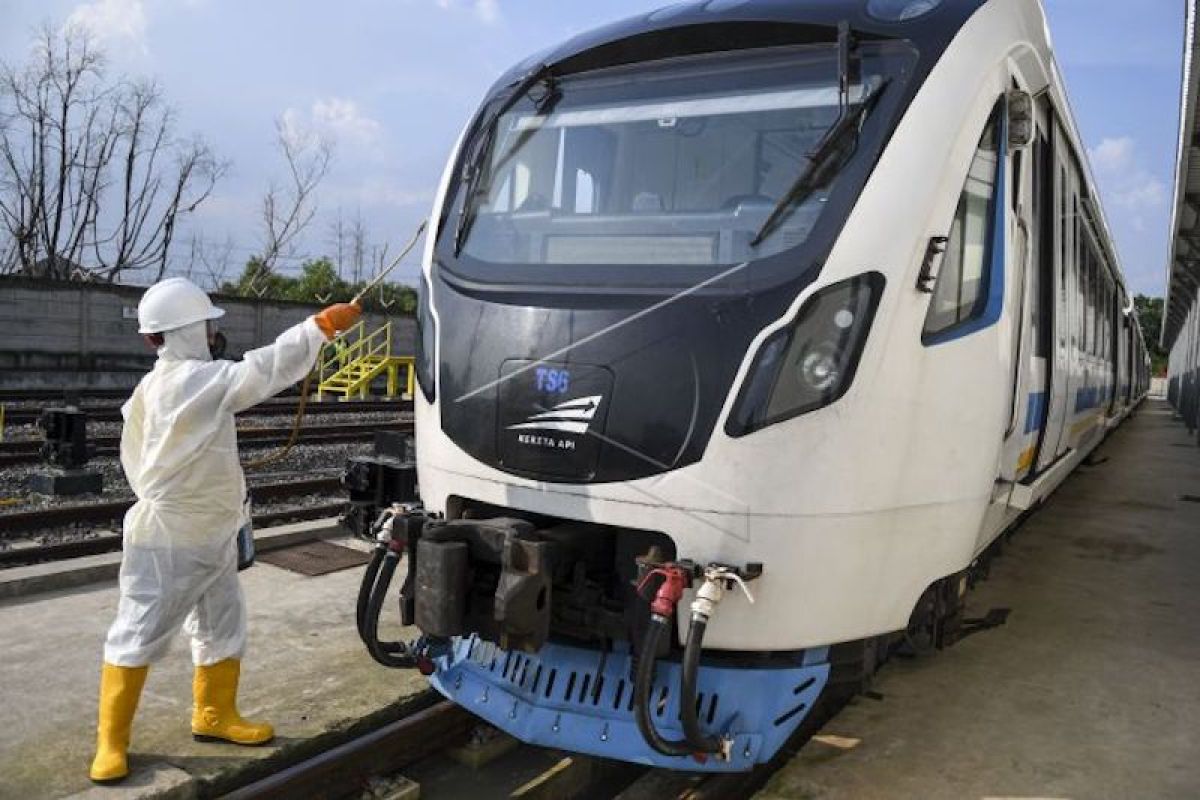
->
<box><xmin>59</xmin><ymin>688</ymin><xmax>441</xmax><ymax>800</ymax></box>
<box><xmin>0</xmin><ymin>518</ymin><xmax>343</xmax><ymax>601</ymax></box>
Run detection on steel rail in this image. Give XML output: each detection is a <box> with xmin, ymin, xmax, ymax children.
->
<box><xmin>0</xmin><ymin>477</ymin><xmax>343</xmax><ymax>536</ymax></box>
<box><xmin>0</xmin><ymin>399</ymin><xmax>413</xmax><ymax>425</ymax></box>
<box><xmin>0</xmin><ymin>499</ymin><xmax>348</xmax><ymax>566</ymax></box>
<box><xmin>0</xmin><ymin>422</ymin><xmax>412</xmax><ymax>466</ymax></box>
<box><xmin>218</xmin><ymin>699</ymin><xmax>472</xmax><ymax>800</ymax></box>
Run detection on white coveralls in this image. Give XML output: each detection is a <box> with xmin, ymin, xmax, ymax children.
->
<box><xmin>104</xmin><ymin>318</ymin><xmax>327</xmax><ymax>667</ymax></box>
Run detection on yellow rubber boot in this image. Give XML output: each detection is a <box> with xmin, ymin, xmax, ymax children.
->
<box><xmin>89</xmin><ymin>663</ymin><xmax>149</xmax><ymax>783</ymax></box>
<box><xmin>191</xmin><ymin>658</ymin><xmax>274</xmax><ymax>745</ymax></box>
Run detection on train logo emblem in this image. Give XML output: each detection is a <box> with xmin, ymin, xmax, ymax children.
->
<box><xmin>508</xmin><ymin>395</ymin><xmax>603</xmax><ymax>449</ymax></box>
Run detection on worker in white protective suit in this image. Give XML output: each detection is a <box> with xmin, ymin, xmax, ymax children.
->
<box><xmin>90</xmin><ymin>277</ymin><xmax>362</xmax><ymax>783</ymax></box>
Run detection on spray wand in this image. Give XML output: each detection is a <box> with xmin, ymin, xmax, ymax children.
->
<box><xmin>245</xmin><ymin>219</ymin><xmax>428</xmax><ymax>470</ymax></box>
<box><xmin>352</xmin><ymin>219</ymin><xmax>428</xmax><ymax>306</ymax></box>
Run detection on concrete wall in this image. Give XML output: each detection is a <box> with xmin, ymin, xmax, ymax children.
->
<box><xmin>0</xmin><ymin>277</ymin><xmax>416</xmax><ymax>390</ymax></box>
<box><xmin>1166</xmin><ymin>285</ymin><xmax>1200</xmax><ymax>438</ymax></box>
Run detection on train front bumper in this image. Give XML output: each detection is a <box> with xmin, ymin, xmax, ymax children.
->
<box><xmin>429</xmin><ymin>636</ymin><xmax>830</xmax><ymax>772</ymax></box>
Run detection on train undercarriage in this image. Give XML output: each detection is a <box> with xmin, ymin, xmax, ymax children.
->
<box><xmin>344</xmin><ymin>448</ymin><xmax>1011</xmax><ymax>771</ymax></box>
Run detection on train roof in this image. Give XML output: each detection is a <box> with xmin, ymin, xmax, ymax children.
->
<box><xmin>494</xmin><ymin>0</ymin><xmax>987</xmax><ymax>90</ymax></box>
<box><xmin>1165</xmin><ymin>0</ymin><xmax>1200</xmax><ymax>349</ymax></box>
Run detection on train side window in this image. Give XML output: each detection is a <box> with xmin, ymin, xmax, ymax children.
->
<box><xmin>1075</xmin><ymin>195</ymin><xmax>1084</xmax><ymax>347</ymax></box>
<box><xmin>922</xmin><ymin>102</ymin><xmax>1003</xmax><ymax>341</ymax></box>
<box><xmin>1059</xmin><ymin>167</ymin><xmax>1067</xmax><ymax>306</ymax></box>
<box><xmin>1058</xmin><ymin>165</ymin><xmax>1068</xmax><ymax>350</ymax></box>
<box><xmin>1084</xmin><ymin>248</ymin><xmax>1094</xmax><ymax>355</ymax></box>
<box><xmin>1102</xmin><ymin>283</ymin><xmax>1109</xmax><ymax>358</ymax></box>
<box><xmin>1090</xmin><ymin>257</ymin><xmax>1098</xmax><ymax>355</ymax></box>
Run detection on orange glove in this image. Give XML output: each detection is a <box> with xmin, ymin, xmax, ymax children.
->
<box><xmin>314</xmin><ymin>302</ymin><xmax>362</xmax><ymax>339</ymax></box>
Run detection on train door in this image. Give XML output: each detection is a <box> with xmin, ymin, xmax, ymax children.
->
<box><xmin>1020</xmin><ymin>121</ymin><xmax>1056</xmax><ymax>480</ymax></box>
<box><xmin>1105</xmin><ymin>279</ymin><xmax>1117</xmax><ymax>416</ymax></box>
<box><xmin>1036</xmin><ymin>116</ymin><xmax>1076</xmax><ymax>470</ymax></box>
<box><xmin>1001</xmin><ymin>116</ymin><xmax>1042</xmax><ymax>483</ymax></box>
<box><xmin>1116</xmin><ymin>300</ymin><xmax>1129</xmax><ymax>412</ymax></box>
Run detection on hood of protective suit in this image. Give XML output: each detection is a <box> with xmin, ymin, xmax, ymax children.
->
<box><xmin>159</xmin><ymin>320</ymin><xmax>213</xmax><ymax>362</ymax></box>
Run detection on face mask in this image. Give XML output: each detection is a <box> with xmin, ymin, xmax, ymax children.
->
<box><xmin>209</xmin><ymin>329</ymin><xmax>227</xmax><ymax>360</ymax></box>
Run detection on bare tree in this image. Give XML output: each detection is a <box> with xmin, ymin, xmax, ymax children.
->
<box><xmin>0</xmin><ymin>24</ymin><xmax>225</xmax><ymax>282</ymax></box>
<box><xmin>0</xmin><ymin>235</ymin><xmax>15</xmax><ymax>273</ymax></box>
<box><xmin>101</xmin><ymin>80</ymin><xmax>225</xmax><ymax>281</ymax></box>
<box><xmin>348</xmin><ymin>209</ymin><xmax>367</xmax><ymax>284</ymax></box>
<box><xmin>195</xmin><ymin>233</ymin><xmax>235</xmax><ymax>291</ymax></box>
<box><xmin>327</xmin><ymin>207</ymin><xmax>346</xmax><ymax>280</ymax></box>
<box><xmin>256</xmin><ymin>117</ymin><xmax>332</xmax><ymax>279</ymax></box>
<box><xmin>370</xmin><ymin>242</ymin><xmax>396</xmax><ymax>308</ymax></box>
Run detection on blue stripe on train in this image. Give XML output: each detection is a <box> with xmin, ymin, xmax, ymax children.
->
<box><xmin>1026</xmin><ymin>383</ymin><xmax>1114</xmax><ymax>435</ymax></box>
<box><xmin>1024</xmin><ymin>391</ymin><xmax>1047</xmax><ymax>434</ymax></box>
<box><xmin>1074</xmin><ymin>385</ymin><xmax>1110</xmax><ymax>413</ymax></box>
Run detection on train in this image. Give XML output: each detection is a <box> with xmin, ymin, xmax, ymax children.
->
<box><xmin>352</xmin><ymin>0</ymin><xmax>1151</xmax><ymax>772</ymax></box>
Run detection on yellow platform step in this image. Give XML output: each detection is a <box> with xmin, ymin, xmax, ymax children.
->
<box><xmin>316</xmin><ymin>320</ymin><xmax>415</xmax><ymax>401</ymax></box>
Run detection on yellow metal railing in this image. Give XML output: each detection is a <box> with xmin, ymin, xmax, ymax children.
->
<box><xmin>318</xmin><ymin>320</ymin><xmax>388</xmax><ymax>384</ymax></box>
<box><xmin>316</xmin><ymin>321</ymin><xmax>415</xmax><ymax>401</ymax></box>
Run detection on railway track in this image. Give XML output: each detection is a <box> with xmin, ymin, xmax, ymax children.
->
<box><xmin>0</xmin><ymin>420</ymin><xmax>412</xmax><ymax>466</ymax></box>
<box><xmin>217</xmin><ymin>693</ymin><xmax>821</xmax><ymax>800</ymax></box>
<box><xmin>0</xmin><ymin>501</ymin><xmax>348</xmax><ymax>566</ymax></box>
<box><xmin>0</xmin><ymin>388</ymin><xmax>138</xmax><ymax>402</ymax></box>
<box><xmin>0</xmin><ymin>398</ymin><xmax>413</xmax><ymax>425</ymax></box>
<box><xmin>0</xmin><ymin>476</ymin><xmax>348</xmax><ymax>565</ymax></box>
<box><xmin>0</xmin><ymin>475</ymin><xmax>343</xmax><ymax>534</ymax></box>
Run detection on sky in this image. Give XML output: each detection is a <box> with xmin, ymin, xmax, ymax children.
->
<box><xmin>0</xmin><ymin>0</ymin><xmax>1186</xmax><ymax>296</ymax></box>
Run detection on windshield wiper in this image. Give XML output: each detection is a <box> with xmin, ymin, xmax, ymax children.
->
<box><xmin>751</xmin><ymin>22</ymin><xmax>887</xmax><ymax>248</ymax></box>
<box><xmin>475</xmin><ymin>77</ymin><xmax>562</xmax><ymax>204</ymax></box>
<box><xmin>749</xmin><ymin>77</ymin><xmax>890</xmax><ymax>247</ymax></box>
<box><xmin>453</xmin><ymin>63</ymin><xmax>558</xmax><ymax>255</ymax></box>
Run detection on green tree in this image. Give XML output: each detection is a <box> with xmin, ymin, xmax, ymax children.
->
<box><xmin>358</xmin><ymin>283</ymin><xmax>417</xmax><ymax>314</ymax></box>
<box><xmin>222</xmin><ymin>257</ymin><xmax>290</xmax><ymax>299</ymax></box>
<box><xmin>219</xmin><ymin>253</ymin><xmax>416</xmax><ymax>315</ymax></box>
<box><xmin>1133</xmin><ymin>295</ymin><xmax>1167</xmax><ymax>375</ymax></box>
<box><xmin>288</xmin><ymin>257</ymin><xmax>351</xmax><ymax>303</ymax></box>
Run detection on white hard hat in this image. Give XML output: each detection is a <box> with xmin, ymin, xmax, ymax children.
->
<box><xmin>137</xmin><ymin>277</ymin><xmax>225</xmax><ymax>334</ymax></box>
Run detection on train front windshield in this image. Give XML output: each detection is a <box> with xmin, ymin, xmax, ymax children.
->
<box><xmin>456</xmin><ymin>42</ymin><xmax>917</xmax><ymax>269</ymax></box>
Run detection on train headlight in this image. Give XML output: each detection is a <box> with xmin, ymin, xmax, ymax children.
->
<box><xmin>799</xmin><ymin>343</ymin><xmax>841</xmax><ymax>392</ymax></box>
<box><xmin>726</xmin><ymin>272</ymin><xmax>884</xmax><ymax>436</ymax></box>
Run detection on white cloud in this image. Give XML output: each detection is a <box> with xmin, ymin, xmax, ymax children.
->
<box><xmin>1113</xmin><ymin>179</ymin><xmax>1167</xmax><ymax>211</ymax></box>
<box><xmin>278</xmin><ymin>107</ymin><xmax>312</xmax><ymax>151</ymax></box>
<box><xmin>356</xmin><ymin>178</ymin><xmax>434</xmax><ymax>209</ymax></box>
<box><xmin>66</xmin><ymin>0</ymin><xmax>147</xmax><ymax>49</ymax></box>
<box><xmin>1089</xmin><ymin>136</ymin><xmax>1134</xmax><ymax>173</ymax></box>
<box><xmin>1088</xmin><ymin>135</ymin><xmax>1166</xmax><ymax>214</ymax></box>
<box><xmin>474</xmin><ymin>0</ymin><xmax>501</xmax><ymax>25</ymax></box>
<box><xmin>431</xmin><ymin>0</ymin><xmax>501</xmax><ymax>25</ymax></box>
<box><xmin>312</xmin><ymin>97</ymin><xmax>382</xmax><ymax>146</ymax></box>
<box><xmin>282</xmin><ymin>97</ymin><xmax>383</xmax><ymax>154</ymax></box>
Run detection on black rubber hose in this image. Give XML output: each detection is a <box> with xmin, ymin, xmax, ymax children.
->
<box><xmin>362</xmin><ymin>549</ymin><xmax>417</xmax><ymax>668</ymax></box>
<box><xmin>356</xmin><ymin>544</ymin><xmax>387</xmax><ymax>640</ymax></box>
<box><xmin>633</xmin><ymin>616</ymin><xmax>693</xmax><ymax>757</ymax></box>
<box><xmin>679</xmin><ymin>615</ymin><xmax>721</xmax><ymax>753</ymax></box>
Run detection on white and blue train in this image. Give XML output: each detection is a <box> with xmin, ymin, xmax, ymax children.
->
<box><xmin>354</xmin><ymin>0</ymin><xmax>1151</xmax><ymax>772</ymax></box>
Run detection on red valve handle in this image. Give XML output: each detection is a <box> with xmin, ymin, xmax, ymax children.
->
<box><xmin>636</xmin><ymin>565</ymin><xmax>688</xmax><ymax>618</ymax></box>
